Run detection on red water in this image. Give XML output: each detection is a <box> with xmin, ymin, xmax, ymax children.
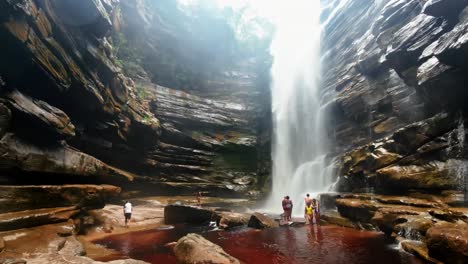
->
<box><xmin>93</xmin><ymin>225</ymin><xmax>426</xmax><ymax>264</ymax></box>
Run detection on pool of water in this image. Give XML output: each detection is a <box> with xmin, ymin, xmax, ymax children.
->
<box><xmin>92</xmin><ymin>225</ymin><xmax>426</xmax><ymax>264</ymax></box>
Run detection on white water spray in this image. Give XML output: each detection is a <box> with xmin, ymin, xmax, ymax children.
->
<box><xmin>266</xmin><ymin>0</ymin><xmax>333</xmax><ymax>216</ymax></box>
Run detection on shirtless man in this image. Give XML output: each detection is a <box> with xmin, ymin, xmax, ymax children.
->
<box><xmin>282</xmin><ymin>196</ymin><xmax>293</xmax><ymax>223</ymax></box>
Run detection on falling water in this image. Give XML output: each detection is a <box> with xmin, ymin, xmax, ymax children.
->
<box><xmin>266</xmin><ymin>0</ymin><xmax>333</xmax><ymax>216</ymax></box>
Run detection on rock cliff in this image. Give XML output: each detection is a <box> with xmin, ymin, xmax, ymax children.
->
<box><xmin>321</xmin><ymin>0</ymin><xmax>468</xmax><ymax>196</ymax></box>
<box><xmin>0</xmin><ymin>0</ymin><xmax>271</xmax><ymax>199</ymax></box>
<box><xmin>321</xmin><ymin>1</ymin><xmax>468</xmax><ymax>262</ymax></box>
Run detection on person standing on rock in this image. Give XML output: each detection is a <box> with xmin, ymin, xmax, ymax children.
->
<box><xmin>304</xmin><ymin>194</ymin><xmax>312</xmax><ymax>217</ymax></box>
<box><xmin>305</xmin><ymin>204</ymin><xmax>313</xmax><ymax>224</ymax></box>
<box><xmin>282</xmin><ymin>196</ymin><xmax>293</xmax><ymax>223</ymax></box>
<box><xmin>123</xmin><ymin>200</ymin><xmax>132</xmax><ymax>228</ymax></box>
<box><xmin>311</xmin><ymin>198</ymin><xmax>320</xmax><ymax>225</ymax></box>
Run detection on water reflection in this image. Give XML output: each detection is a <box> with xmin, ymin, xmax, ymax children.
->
<box><xmin>93</xmin><ymin>225</ymin><xmax>425</xmax><ymax>264</ymax></box>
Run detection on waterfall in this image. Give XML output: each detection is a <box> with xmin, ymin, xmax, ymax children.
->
<box><xmin>266</xmin><ymin>0</ymin><xmax>333</xmax><ymax>216</ymax></box>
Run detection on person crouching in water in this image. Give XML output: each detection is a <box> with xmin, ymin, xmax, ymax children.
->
<box><xmin>311</xmin><ymin>198</ymin><xmax>320</xmax><ymax>225</ymax></box>
<box><xmin>282</xmin><ymin>196</ymin><xmax>293</xmax><ymax>223</ymax></box>
<box><xmin>123</xmin><ymin>200</ymin><xmax>132</xmax><ymax>228</ymax></box>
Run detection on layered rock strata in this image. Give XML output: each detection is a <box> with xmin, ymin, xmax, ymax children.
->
<box><xmin>322</xmin><ymin>0</ymin><xmax>468</xmax><ymax>195</ymax></box>
<box><xmin>0</xmin><ymin>0</ymin><xmax>271</xmax><ymax>202</ymax></box>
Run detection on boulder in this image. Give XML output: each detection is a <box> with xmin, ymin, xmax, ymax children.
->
<box><xmin>164</xmin><ymin>205</ymin><xmax>217</xmax><ymax>225</ymax></box>
<box><xmin>426</xmin><ymin>223</ymin><xmax>468</xmax><ymax>263</ymax></box>
<box><xmin>0</xmin><ymin>185</ymin><xmax>121</xmax><ymax>214</ymax></box>
<box><xmin>174</xmin><ymin>233</ymin><xmax>240</xmax><ymax>264</ymax></box>
<box><xmin>247</xmin><ymin>213</ymin><xmax>279</xmax><ymax>229</ymax></box>
<box><xmin>217</xmin><ymin>212</ymin><xmax>249</xmax><ymax>229</ymax></box>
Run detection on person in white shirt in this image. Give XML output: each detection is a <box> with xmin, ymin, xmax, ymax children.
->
<box><xmin>123</xmin><ymin>201</ymin><xmax>132</xmax><ymax>227</ymax></box>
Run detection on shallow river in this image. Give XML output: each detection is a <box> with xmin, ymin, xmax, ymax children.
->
<box><xmin>93</xmin><ymin>225</ymin><xmax>425</xmax><ymax>264</ymax></box>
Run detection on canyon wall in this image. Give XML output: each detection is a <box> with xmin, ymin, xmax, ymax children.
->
<box><xmin>321</xmin><ymin>0</ymin><xmax>468</xmax><ymax>196</ymax></box>
<box><xmin>320</xmin><ymin>1</ymin><xmax>468</xmax><ymax>262</ymax></box>
<box><xmin>0</xmin><ymin>0</ymin><xmax>271</xmax><ymax>202</ymax></box>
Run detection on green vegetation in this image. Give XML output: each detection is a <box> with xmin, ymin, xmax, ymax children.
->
<box><xmin>112</xmin><ymin>32</ymin><xmax>143</xmax><ymax>78</ymax></box>
<box><xmin>142</xmin><ymin>115</ymin><xmax>152</xmax><ymax>123</ymax></box>
<box><xmin>136</xmin><ymin>85</ymin><xmax>150</xmax><ymax>100</ymax></box>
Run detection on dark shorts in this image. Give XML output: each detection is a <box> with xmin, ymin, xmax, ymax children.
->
<box><xmin>124</xmin><ymin>213</ymin><xmax>132</xmax><ymax>220</ymax></box>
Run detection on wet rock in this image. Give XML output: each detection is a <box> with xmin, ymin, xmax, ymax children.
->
<box><xmin>339</xmin><ymin>112</ymin><xmax>459</xmax><ymax>192</ymax></box>
<box><xmin>174</xmin><ymin>233</ymin><xmax>240</xmax><ymax>264</ymax></box>
<box><xmin>336</xmin><ymin>198</ymin><xmax>378</xmax><ymax>223</ymax></box>
<box><xmin>401</xmin><ymin>240</ymin><xmax>441</xmax><ymax>264</ymax></box>
<box><xmin>247</xmin><ymin>212</ymin><xmax>279</xmax><ymax>229</ymax></box>
<box><xmin>164</xmin><ymin>205</ymin><xmax>217</xmax><ymax>225</ymax></box>
<box><xmin>320</xmin><ymin>211</ymin><xmax>357</xmax><ymax>229</ymax></box>
<box><xmin>371</xmin><ymin>207</ymin><xmax>427</xmax><ymax>235</ymax></box>
<box><xmin>217</xmin><ymin>212</ymin><xmax>249</xmax><ymax>229</ymax></box>
<box><xmin>426</xmin><ymin>222</ymin><xmax>468</xmax><ymax>264</ymax></box>
<box><xmin>0</xmin><ymin>185</ymin><xmax>121</xmax><ymax>214</ymax></box>
<box><xmin>394</xmin><ymin>216</ymin><xmax>435</xmax><ymax>240</ymax></box>
<box><xmin>428</xmin><ymin>208</ymin><xmax>468</xmax><ymax>223</ymax></box>
<box><xmin>0</xmin><ymin>206</ymin><xmax>79</xmax><ymax>231</ymax></box>
<box><xmin>58</xmin><ymin>236</ymin><xmax>85</xmax><ymax>256</ymax></box>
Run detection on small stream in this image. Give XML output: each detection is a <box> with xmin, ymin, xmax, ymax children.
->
<box><xmin>92</xmin><ymin>225</ymin><xmax>425</xmax><ymax>264</ymax></box>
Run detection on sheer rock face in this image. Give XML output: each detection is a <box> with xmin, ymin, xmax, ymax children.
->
<box><xmin>0</xmin><ymin>0</ymin><xmax>159</xmax><ymax>187</ymax></box>
<box><xmin>0</xmin><ymin>0</ymin><xmax>270</xmax><ymax>196</ymax></box>
<box><xmin>322</xmin><ymin>0</ymin><xmax>468</xmax><ymax>194</ymax></box>
<box><xmin>107</xmin><ymin>0</ymin><xmax>272</xmax><ymax>195</ymax></box>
